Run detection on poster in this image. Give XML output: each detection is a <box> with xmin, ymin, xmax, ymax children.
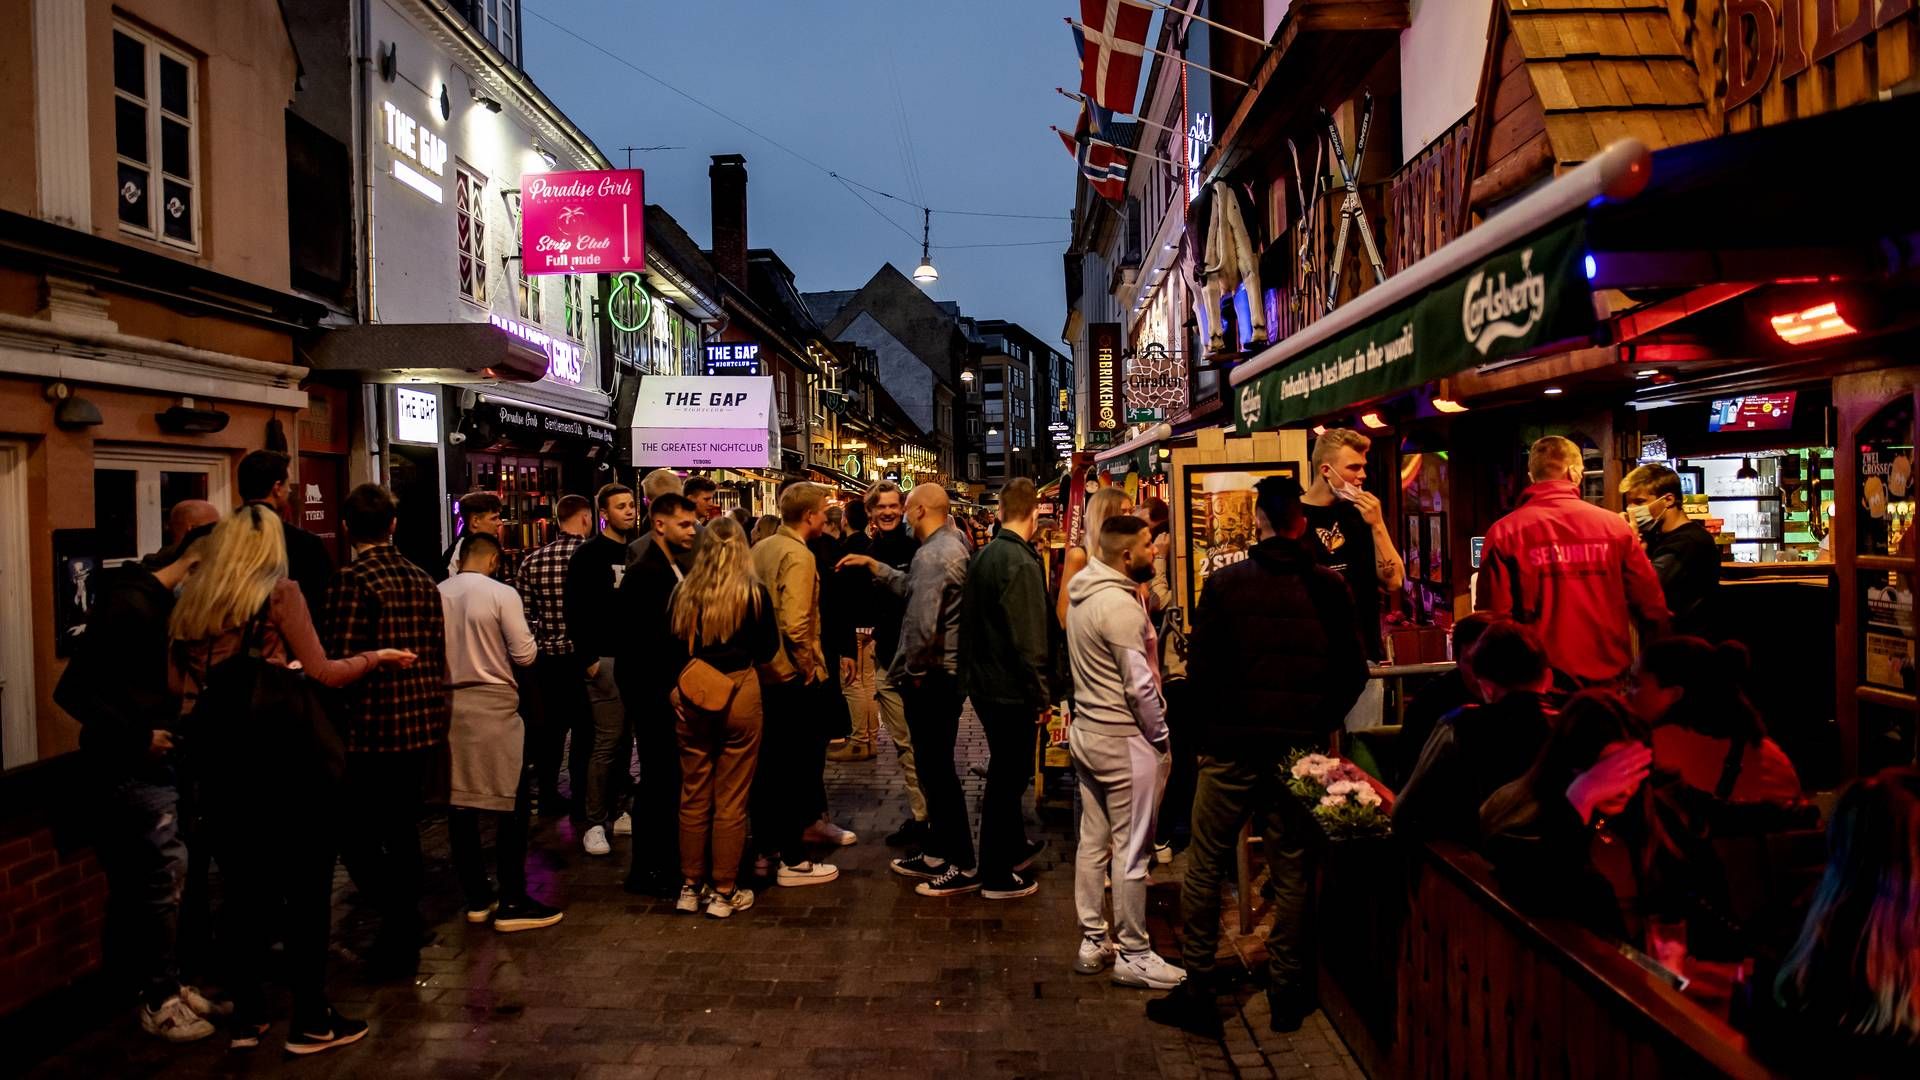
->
<box><xmin>1864</xmin><ymin>573</ymin><xmax>1915</xmax><ymax>691</ymax></box>
<box><xmin>52</xmin><ymin>529</ymin><xmax>99</xmax><ymax>658</ymax></box>
<box><xmin>1182</xmin><ymin>462</ymin><xmax>1300</xmax><ymax>617</ymax></box>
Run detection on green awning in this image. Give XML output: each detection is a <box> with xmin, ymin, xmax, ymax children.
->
<box><xmin>1235</xmin><ymin>216</ymin><xmax>1594</xmax><ymax>431</ymax></box>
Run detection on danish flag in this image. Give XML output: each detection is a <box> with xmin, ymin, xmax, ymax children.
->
<box><xmin>1058</xmin><ymin>103</ymin><xmax>1128</xmax><ymax>202</ymax></box>
<box><xmin>1074</xmin><ymin>0</ymin><xmax>1153</xmax><ymax>112</ymax></box>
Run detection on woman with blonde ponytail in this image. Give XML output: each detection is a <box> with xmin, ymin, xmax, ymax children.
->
<box><xmin>666</xmin><ymin>516</ymin><xmax>778</xmax><ymax>919</ymax></box>
<box><xmin>167</xmin><ymin>504</ymin><xmax>414</xmax><ymax>1055</ymax></box>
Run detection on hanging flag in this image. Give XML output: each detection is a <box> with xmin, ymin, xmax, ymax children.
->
<box><xmin>1074</xmin><ymin>0</ymin><xmax>1153</xmax><ymax>112</ymax></box>
<box><xmin>1058</xmin><ymin>104</ymin><xmax>1128</xmax><ymax>202</ymax></box>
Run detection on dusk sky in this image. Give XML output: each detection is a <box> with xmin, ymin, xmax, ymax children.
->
<box><xmin>522</xmin><ymin>0</ymin><xmax>1121</xmax><ymax>351</ymax></box>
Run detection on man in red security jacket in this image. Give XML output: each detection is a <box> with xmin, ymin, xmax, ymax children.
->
<box><xmin>1473</xmin><ymin>436</ymin><xmax>1670</xmax><ymax>686</ymax></box>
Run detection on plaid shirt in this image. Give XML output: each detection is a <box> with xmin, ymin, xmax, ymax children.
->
<box><xmin>322</xmin><ymin>543</ymin><xmax>451</xmax><ymax>752</ymax></box>
<box><xmin>515</xmin><ymin>532</ymin><xmax>586</xmax><ymax>657</ymax></box>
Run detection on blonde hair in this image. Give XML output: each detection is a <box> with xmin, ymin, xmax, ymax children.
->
<box><xmin>169</xmin><ymin>505</ymin><xmax>288</xmax><ymax>643</ymax></box>
<box><xmin>779</xmin><ymin>481</ymin><xmax>827</xmax><ymax>525</ymax></box>
<box><xmin>1083</xmin><ymin>487</ymin><xmax>1131</xmax><ymax>548</ymax></box>
<box><xmin>670</xmin><ymin>516</ymin><xmax>762</xmax><ymax>646</ymax></box>
<box><xmin>1311</xmin><ymin>428</ymin><xmax>1371</xmax><ymax>470</ymax></box>
<box><xmin>641</xmin><ymin>467</ymin><xmax>683</xmax><ymax>500</ymax></box>
<box><xmin>1528</xmin><ymin>435</ymin><xmax>1582</xmax><ymax>482</ymax></box>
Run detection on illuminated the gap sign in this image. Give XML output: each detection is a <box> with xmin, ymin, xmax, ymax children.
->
<box><xmin>489</xmin><ymin>313</ymin><xmax>584</xmax><ymax>385</ymax></box>
<box><xmin>704</xmin><ymin>341</ymin><xmax>762</xmax><ymax>376</ymax></box>
<box><xmin>382</xmin><ymin>101</ymin><xmax>446</xmax><ymax>203</ymax></box>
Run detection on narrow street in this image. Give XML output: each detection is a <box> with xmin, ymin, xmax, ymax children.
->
<box><xmin>25</xmin><ymin>709</ymin><xmax>1360</xmax><ymax>1079</ymax></box>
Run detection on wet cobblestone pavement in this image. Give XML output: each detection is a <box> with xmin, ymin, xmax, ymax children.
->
<box><xmin>24</xmin><ymin>705</ymin><xmax>1361</xmax><ymax>1079</ymax></box>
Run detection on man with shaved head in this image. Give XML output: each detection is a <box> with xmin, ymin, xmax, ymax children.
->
<box><xmin>169</xmin><ymin>499</ymin><xmax>220</xmax><ymax>539</ymax></box>
<box><xmin>838</xmin><ymin>484</ymin><xmax>977</xmax><ymax>896</ymax></box>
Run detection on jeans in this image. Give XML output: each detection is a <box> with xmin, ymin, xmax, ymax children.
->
<box><xmin>621</xmin><ymin>676</ymin><xmax>681</xmax><ymax>884</ymax></box>
<box><xmin>875</xmin><ymin>669</ymin><xmax>925</xmax><ymax>822</ymax></box>
<box><xmin>94</xmin><ymin>774</ymin><xmax>186</xmax><ymax>1007</ymax></box>
<box><xmin>211</xmin><ymin>794</ymin><xmax>335</xmax><ymax>1028</ymax></box>
<box><xmin>749</xmin><ymin>678</ymin><xmax>825</xmax><ymax>864</ymax></box>
<box><xmin>448</xmin><ymin>765</ymin><xmax>534</xmax><ymax>906</ymax></box>
<box><xmin>584</xmin><ymin>656</ymin><xmax>632</xmax><ymax>827</ymax></box>
<box><xmin>530</xmin><ymin>653</ymin><xmax>589</xmax><ymax>809</ymax></box>
<box><xmin>901</xmin><ymin>670</ymin><xmax>971</xmax><ymax>870</ymax></box>
<box><xmin>337</xmin><ymin>749</ymin><xmax>433</xmax><ymax>951</ymax></box>
<box><xmin>1180</xmin><ymin>753</ymin><xmax>1320</xmax><ymax>995</ymax></box>
<box><xmin>975</xmin><ymin>702</ymin><xmax>1039</xmax><ymax>882</ymax></box>
<box><xmin>676</xmin><ymin>671</ymin><xmax>763</xmax><ymax>891</ymax></box>
<box><xmin>1069</xmin><ymin>724</ymin><xmax>1169</xmax><ymax>954</ymax></box>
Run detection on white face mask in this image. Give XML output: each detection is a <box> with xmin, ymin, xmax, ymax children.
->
<box><xmin>1628</xmin><ymin>497</ymin><xmax>1667</xmax><ymax>533</ymax></box>
<box><xmin>1325</xmin><ymin>467</ymin><xmax>1362</xmax><ymax>502</ymax></box>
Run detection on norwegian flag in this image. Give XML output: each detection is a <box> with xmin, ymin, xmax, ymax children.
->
<box><xmin>1074</xmin><ymin>0</ymin><xmax>1153</xmax><ymax>112</ymax></box>
<box><xmin>1058</xmin><ymin>103</ymin><xmax>1128</xmax><ymax>202</ymax></box>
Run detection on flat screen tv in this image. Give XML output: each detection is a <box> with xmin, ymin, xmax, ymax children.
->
<box><xmin>1709</xmin><ymin>392</ymin><xmax>1797</xmax><ymax>432</ymax></box>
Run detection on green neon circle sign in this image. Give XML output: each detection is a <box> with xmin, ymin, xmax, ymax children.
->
<box><xmin>608</xmin><ymin>271</ymin><xmax>652</xmax><ymax>334</ymax></box>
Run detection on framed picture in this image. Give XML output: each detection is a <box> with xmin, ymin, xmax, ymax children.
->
<box><xmin>1427</xmin><ymin>514</ymin><xmax>1447</xmax><ymax>584</ymax></box>
<box><xmin>1404</xmin><ymin>514</ymin><xmax>1423</xmax><ymax>583</ymax></box>
<box><xmin>52</xmin><ymin>529</ymin><xmax>100</xmax><ymax>658</ymax></box>
<box><xmin>1179</xmin><ymin>461</ymin><xmax>1300</xmax><ymax>619</ymax></box>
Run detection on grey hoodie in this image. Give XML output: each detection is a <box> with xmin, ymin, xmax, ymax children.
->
<box><xmin>1066</xmin><ymin>556</ymin><xmax>1168</xmax><ymax>743</ymax></box>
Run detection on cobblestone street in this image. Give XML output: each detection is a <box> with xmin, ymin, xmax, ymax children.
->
<box><xmin>24</xmin><ymin>706</ymin><xmax>1361</xmax><ymax>1079</ymax></box>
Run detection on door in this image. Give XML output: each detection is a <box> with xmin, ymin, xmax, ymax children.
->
<box><xmin>92</xmin><ymin>446</ymin><xmax>232</xmax><ymax>566</ymax></box>
<box><xmin>1835</xmin><ymin>370</ymin><xmax>1920</xmax><ymax>777</ymax></box>
<box><xmin>0</xmin><ymin>441</ymin><xmax>35</xmax><ymax>769</ymax></box>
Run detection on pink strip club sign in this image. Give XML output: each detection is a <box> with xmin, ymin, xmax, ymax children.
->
<box><xmin>520</xmin><ymin>169</ymin><xmax>646</xmax><ymax>275</ymax></box>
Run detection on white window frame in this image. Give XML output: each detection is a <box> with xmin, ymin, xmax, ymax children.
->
<box><xmin>0</xmin><ymin>441</ymin><xmax>37</xmax><ymax>769</ymax></box>
<box><xmin>92</xmin><ymin>446</ymin><xmax>232</xmax><ymax>567</ymax></box>
<box><xmin>455</xmin><ymin>163</ymin><xmax>489</xmax><ymax>306</ymax></box>
<box><xmin>113</xmin><ymin>23</ymin><xmax>199</xmax><ymax>251</ymax></box>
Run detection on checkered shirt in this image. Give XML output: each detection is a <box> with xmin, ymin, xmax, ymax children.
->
<box><xmin>322</xmin><ymin>543</ymin><xmax>451</xmax><ymax>753</ymax></box>
<box><xmin>516</xmin><ymin>532</ymin><xmax>586</xmax><ymax>657</ymax></box>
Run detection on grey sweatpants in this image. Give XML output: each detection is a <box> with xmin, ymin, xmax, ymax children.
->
<box><xmin>1069</xmin><ymin>723</ymin><xmax>1170</xmax><ymax>954</ymax></box>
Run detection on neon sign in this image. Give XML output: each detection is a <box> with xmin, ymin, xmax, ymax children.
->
<box><xmin>488</xmin><ymin>313</ymin><xmax>583</xmax><ymax>385</ymax></box>
<box><xmin>608</xmin><ymin>272</ymin><xmax>651</xmax><ymax>334</ymax></box>
<box><xmin>382</xmin><ymin>101</ymin><xmax>446</xmax><ymax>203</ymax></box>
<box><xmin>1186</xmin><ymin>111</ymin><xmax>1213</xmax><ymax>203</ymax></box>
<box><xmin>703</xmin><ymin>342</ymin><xmax>763</xmax><ymax>376</ymax></box>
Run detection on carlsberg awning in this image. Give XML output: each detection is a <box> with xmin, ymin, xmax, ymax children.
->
<box><xmin>1232</xmin><ymin>140</ymin><xmax>1651</xmax><ymax>432</ymax></box>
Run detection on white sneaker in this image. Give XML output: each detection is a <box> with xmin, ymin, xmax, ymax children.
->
<box><xmin>179</xmin><ymin>984</ymin><xmax>233</xmax><ymax>1018</ymax></box>
<box><xmin>1074</xmin><ymin>936</ymin><xmax>1115</xmax><ymax>975</ymax></box>
<box><xmin>776</xmin><ymin>860</ymin><xmax>840</xmax><ymax>886</ymax></box>
<box><xmin>706</xmin><ymin>887</ymin><xmax>756</xmax><ymax>918</ymax></box>
<box><xmin>610</xmin><ymin>812</ymin><xmax>633</xmax><ymax>836</ymax></box>
<box><xmin>803</xmin><ymin>819</ymin><xmax>858</xmax><ymax>846</ymax></box>
<box><xmin>582</xmin><ymin>825</ymin><xmax>610</xmax><ymax>856</ymax></box>
<box><xmin>140</xmin><ymin>996</ymin><xmax>215</xmax><ymax>1042</ymax></box>
<box><xmin>674</xmin><ymin>882</ymin><xmax>703</xmax><ymax>914</ymax></box>
<box><xmin>1112</xmin><ymin>949</ymin><xmax>1187</xmax><ymax>990</ymax></box>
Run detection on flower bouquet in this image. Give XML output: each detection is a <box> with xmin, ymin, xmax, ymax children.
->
<box><xmin>1285</xmin><ymin>752</ymin><xmax>1393</xmax><ymax>839</ymax></box>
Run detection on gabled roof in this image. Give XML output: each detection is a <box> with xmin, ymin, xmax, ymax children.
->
<box><xmin>811</xmin><ymin>263</ymin><xmax>968</xmax><ymax>382</ymax></box>
<box><xmin>803</xmin><ymin>289</ymin><xmax>859</xmax><ymax>327</ymax></box>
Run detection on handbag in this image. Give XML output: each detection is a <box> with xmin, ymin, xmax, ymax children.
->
<box><xmin>675</xmin><ymin>612</ymin><xmax>744</xmax><ymax>721</ymax></box>
<box><xmin>181</xmin><ymin>601</ymin><xmax>345</xmax><ymax>806</ymax></box>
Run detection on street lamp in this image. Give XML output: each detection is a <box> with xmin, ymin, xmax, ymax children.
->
<box><xmin>960</xmin><ymin>368</ymin><xmax>975</xmax><ymax>385</ymax></box>
<box><xmin>912</xmin><ymin>208</ymin><xmax>939</xmax><ymax>286</ymax></box>
<box><xmin>987</xmin><ymin>425</ymin><xmax>1000</xmax><ymax>436</ymax></box>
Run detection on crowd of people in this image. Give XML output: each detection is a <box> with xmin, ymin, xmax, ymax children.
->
<box><xmin>55</xmin><ymin>431</ymin><xmax>1919</xmax><ymax>1064</ymax></box>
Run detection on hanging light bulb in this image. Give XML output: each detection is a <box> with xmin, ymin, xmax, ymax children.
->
<box><xmin>913</xmin><ymin>208</ymin><xmax>939</xmax><ymax>285</ymax></box>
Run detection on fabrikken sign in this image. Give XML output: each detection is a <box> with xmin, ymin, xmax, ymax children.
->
<box><xmin>1236</xmin><ymin>218</ymin><xmax>1593</xmax><ymax>432</ymax></box>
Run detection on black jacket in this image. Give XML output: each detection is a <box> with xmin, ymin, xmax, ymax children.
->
<box><xmin>251</xmin><ymin>500</ymin><xmax>334</xmax><ymax>612</ymax></box>
<box><xmin>1187</xmin><ymin>535</ymin><xmax>1369</xmax><ymax>757</ymax></box>
<box><xmin>958</xmin><ymin>527</ymin><xmax>1051</xmax><ymax>708</ymax></box>
<box><xmin>54</xmin><ymin>565</ymin><xmax>176</xmax><ymax>776</ymax></box>
<box><xmin>852</xmin><ymin>524</ymin><xmax>918</xmax><ymax>667</ymax></box>
<box><xmin>613</xmin><ymin>537</ymin><xmax>685</xmax><ymax>707</ymax></box>
<box><xmin>563</xmin><ymin>533</ymin><xmax>630</xmax><ymax>659</ymax></box>
<box><xmin>1394</xmin><ymin>692</ymin><xmax>1553</xmax><ymax>845</ymax></box>
<box><xmin>1644</xmin><ymin>520</ymin><xmax>1720</xmax><ymax>636</ymax></box>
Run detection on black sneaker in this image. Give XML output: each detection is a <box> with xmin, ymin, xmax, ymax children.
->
<box><xmin>889</xmin><ymin>853</ymin><xmax>947</xmax><ymax>880</ymax></box>
<box><xmin>914</xmin><ymin>863</ymin><xmax>981</xmax><ymax>897</ymax></box>
<box><xmin>1145</xmin><ymin>983</ymin><xmax>1223</xmax><ymax>1038</ymax></box>
<box><xmin>884</xmin><ymin>819</ymin><xmax>929</xmax><ymax>847</ymax></box>
<box><xmin>228</xmin><ymin>1020</ymin><xmax>270</xmax><ymax>1052</ymax></box>
<box><xmin>284</xmin><ymin>1010</ymin><xmax>369</xmax><ymax>1056</ymax></box>
<box><xmin>981</xmin><ymin>870</ymin><xmax>1039</xmax><ymax>900</ymax></box>
<box><xmin>1012</xmin><ymin>838</ymin><xmax>1048</xmax><ymax>873</ymax></box>
<box><xmin>494</xmin><ymin>897</ymin><xmax>565</xmax><ymax>933</ymax></box>
<box><xmin>1266</xmin><ymin>988</ymin><xmax>1315</xmax><ymax>1033</ymax></box>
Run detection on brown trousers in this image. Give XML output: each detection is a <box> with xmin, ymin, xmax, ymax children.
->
<box><xmin>675</xmin><ymin>670</ymin><xmax>764</xmax><ymax>891</ymax></box>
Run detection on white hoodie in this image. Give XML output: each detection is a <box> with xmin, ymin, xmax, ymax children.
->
<box><xmin>1065</xmin><ymin>557</ymin><xmax>1168</xmax><ymax>744</ymax></box>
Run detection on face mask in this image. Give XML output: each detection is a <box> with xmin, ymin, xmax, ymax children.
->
<box><xmin>1326</xmin><ymin>468</ymin><xmax>1363</xmax><ymax>502</ymax></box>
<box><xmin>1628</xmin><ymin>498</ymin><xmax>1665</xmax><ymax>533</ymax></box>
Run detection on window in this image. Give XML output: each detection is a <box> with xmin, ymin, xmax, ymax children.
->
<box><xmin>92</xmin><ymin>447</ymin><xmax>232</xmax><ymax>566</ymax></box>
<box><xmin>517</xmin><ymin>262</ymin><xmax>542</xmax><ymax>322</ymax></box>
<box><xmin>564</xmin><ymin>276</ymin><xmax>585</xmax><ymax>339</ymax></box>
<box><xmin>455</xmin><ymin>165</ymin><xmax>488</xmax><ymax>304</ymax></box>
<box><xmin>474</xmin><ymin>0</ymin><xmax>519</xmax><ymax>64</ymax></box>
<box><xmin>114</xmin><ymin>26</ymin><xmax>198</xmax><ymax>249</ymax></box>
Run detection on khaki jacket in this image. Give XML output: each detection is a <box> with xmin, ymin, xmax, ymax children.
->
<box><xmin>750</xmin><ymin>525</ymin><xmax>825</xmax><ymax>685</ymax></box>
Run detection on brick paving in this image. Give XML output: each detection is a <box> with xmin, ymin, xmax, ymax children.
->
<box><xmin>23</xmin><ymin>704</ymin><xmax>1362</xmax><ymax>1079</ymax></box>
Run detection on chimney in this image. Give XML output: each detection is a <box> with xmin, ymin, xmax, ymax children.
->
<box><xmin>709</xmin><ymin>154</ymin><xmax>748</xmax><ymax>288</ymax></box>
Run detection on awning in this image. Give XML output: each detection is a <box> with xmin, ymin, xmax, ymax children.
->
<box><xmin>305</xmin><ymin>322</ymin><xmax>549</xmax><ymax>383</ymax></box>
<box><xmin>1092</xmin><ymin>422</ymin><xmax>1172</xmax><ymax>463</ymax></box>
<box><xmin>806</xmin><ymin>463</ymin><xmax>868</xmax><ymax>493</ymax></box>
<box><xmin>629</xmin><ymin>375</ymin><xmax>779</xmax><ymax>470</ymax></box>
<box><xmin>1231</xmin><ymin>139</ymin><xmax>1649</xmax><ymax>432</ymax></box>
<box><xmin>469</xmin><ymin>393</ymin><xmax>615</xmax><ymax>451</ymax></box>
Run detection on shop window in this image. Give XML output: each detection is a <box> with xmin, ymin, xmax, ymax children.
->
<box><xmin>92</xmin><ymin>447</ymin><xmax>231</xmax><ymax>565</ymax></box>
<box><xmin>455</xmin><ymin>164</ymin><xmax>488</xmax><ymax>304</ymax></box>
<box><xmin>113</xmin><ymin>25</ymin><xmax>198</xmax><ymax>249</ymax></box>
